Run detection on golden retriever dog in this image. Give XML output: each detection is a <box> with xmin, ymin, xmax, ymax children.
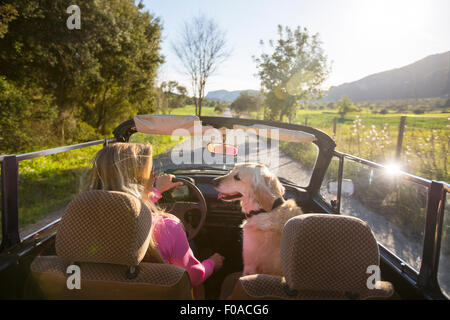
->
<box><xmin>213</xmin><ymin>163</ymin><xmax>303</xmax><ymax>276</ymax></box>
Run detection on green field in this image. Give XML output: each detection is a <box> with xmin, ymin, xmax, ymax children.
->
<box><xmin>238</xmin><ymin>107</ymin><xmax>449</xmax><ymax>181</ymax></box>
<box><xmin>290</xmin><ymin>109</ymin><xmax>449</xmax><ymax>181</ymax></box>
<box><xmin>163</xmin><ymin>105</ymin><xmax>218</xmax><ymax>116</ymax></box>
<box><xmin>293</xmin><ymin>109</ymin><xmax>450</xmax><ymax>130</ymax></box>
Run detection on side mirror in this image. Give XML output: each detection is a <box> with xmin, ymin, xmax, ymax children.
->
<box><xmin>207</xmin><ymin>143</ymin><xmax>238</xmax><ymax>156</ymax></box>
<box><xmin>327</xmin><ymin>179</ymin><xmax>354</xmax><ymax>196</ymax></box>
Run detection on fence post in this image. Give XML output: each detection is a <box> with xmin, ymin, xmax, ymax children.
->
<box><xmin>333</xmin><ymin>117</ymin><xmax>337</xmax><ymax>140</ymax></box>
<box><xmin>304</xmin><ymin>117</ymin><xmax>308</xmax><ymax>126</ymax></box>
<box><xmin>395</xmin><ymin>115</ymin><xmax>407</xmax><ymax>161</ymax></box>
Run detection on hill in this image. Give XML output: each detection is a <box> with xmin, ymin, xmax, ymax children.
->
<box><xmin>323</xmin><ymin>51</ymin><xmax>450</xmax><ymax>102</ymax></box>
<box><xmin>206</xmin><ymin>89</ymin><xmax>260</xmax><ymax>102</ymax></box>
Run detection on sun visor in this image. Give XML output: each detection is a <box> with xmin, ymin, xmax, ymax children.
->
<box><xmin>134</xmin><ymin>114</ymin><xmax>316</xmax><ymax>142</ymax></box>
<box><xmin>232</xmin><ymin>124</ymin><xmax>316</xmax><ymax>143</ymax></box>
<box><xmin>134</xmin><ymin>114</ymin><xmax>201</xmax><ymax>136</ymax></box>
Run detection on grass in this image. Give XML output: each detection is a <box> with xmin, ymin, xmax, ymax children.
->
<box><xmin>163</xmin><ymin>105</ymin><xmax>218</xmax><ymax>116</ymax></box>
<box><xmin>18</xmin><ymin>145</ymin><xmax>102</xmax><ymax>230</ymax></box>
<box><xmin>254</xmin><ymin>107</ymin><xmax>450</xmax><ymax>181</ymax></box>
<box><xmin>295</xmin><ymin>109</ymin><xmax>450</xmax><ymax>130</ymax></box>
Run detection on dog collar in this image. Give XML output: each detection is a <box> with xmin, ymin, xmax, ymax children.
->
<box><xmin>246</xmin><ymin>197</ymin><xmax>285</xmax><ymax>218</ymax></box>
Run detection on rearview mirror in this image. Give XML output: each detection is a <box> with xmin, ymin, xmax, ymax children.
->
<box><xmin>327</xmin><ymin>179</ymin><xmax>355</xmax><ymax>196</ymax></box>
<box><xmin>207</xmin><ymin>143</ymin><xmax>238</xmax><ymax>156</ymax></box>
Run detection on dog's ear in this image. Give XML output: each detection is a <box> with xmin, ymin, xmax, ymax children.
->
<box><xmin>253</xmin><ymin>167</ymin><xmax>285</xmax><ymax>211</ymax></box>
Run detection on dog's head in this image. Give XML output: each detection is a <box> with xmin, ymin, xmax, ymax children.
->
<box><xmin>213</xmin><ymin>163</ymin><xmax>285</xmax><ymax>213</ymax></box>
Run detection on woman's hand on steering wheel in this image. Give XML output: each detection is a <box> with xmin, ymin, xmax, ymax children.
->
<box><xmin>158</xmin><ymin>177</ymin><xmax>207</xmax><ymax>241</ymax></box>
<box><xmin>209</xmin><ymin>253</ymin><xmax>225</xmax><ymax>271</ymax></box>
<box><xmin>155</xmin><ymin>174</ymin><xmax>184</xmax><ymax>193</ymax></box>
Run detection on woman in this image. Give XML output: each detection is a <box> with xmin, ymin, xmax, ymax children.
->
<box><xmin>85</xmin><ymin>142</ymin><xmax>224</xmax><ymax>286</ymax></box>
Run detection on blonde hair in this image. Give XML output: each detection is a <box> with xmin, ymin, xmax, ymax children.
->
<box><xmin>85</xmin><ymin>142</ymin><xmax>179</xmax><ymax>263</ymax></box>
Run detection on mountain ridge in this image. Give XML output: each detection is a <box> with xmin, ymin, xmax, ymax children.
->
<box><xmin>323</xmin><ymin>51</ymin><xmax>450</xmax><ymax>102</ymax></box>
<box><xmin>205</xmin><ymin>89</ymin><xmax>260</xmax><ymax>102</ymax></box>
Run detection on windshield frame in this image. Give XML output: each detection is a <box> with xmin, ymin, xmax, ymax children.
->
<box><xmin>114</xmin><ymin>115</ymin><xmax>336</xmax><ymax>194</ymax></box>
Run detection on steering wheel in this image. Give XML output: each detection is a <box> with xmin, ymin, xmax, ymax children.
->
<box><xmin>158</xmin><ymin>177</ymin><xmax>207</xmax><ymax>240</ymax></box>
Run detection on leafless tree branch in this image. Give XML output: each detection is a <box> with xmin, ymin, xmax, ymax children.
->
<box><xmin>172</xmin><ymin>14</ymin><xmax>230</xmax><ymax>116</ymax></box>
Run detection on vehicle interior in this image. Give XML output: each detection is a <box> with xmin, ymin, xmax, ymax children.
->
<box><xmin>0</xmin><ymin>115</ymin><xmax>448</xmax><ymax>300</ymax></box>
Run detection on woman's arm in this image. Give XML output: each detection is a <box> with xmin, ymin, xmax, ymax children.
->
<box><xmin>150</xmin><ymin>187</ymin><xmax>162</xmax><ymax>203</ymax></box>
<box><xmin>154</xmin><ymin>218</ymin><xmax>216</xmax><ymax>286</ymax></box>
<box><xmin>150</xmin><ymin>174</ymin><xmax>183</xmax><ymax>203</ymax></box>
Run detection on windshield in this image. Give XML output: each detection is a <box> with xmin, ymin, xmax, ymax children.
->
<box><xmin>129</xmin><ymin>128</ymin><xmax>318</xmax><ymax>188</ymax></box>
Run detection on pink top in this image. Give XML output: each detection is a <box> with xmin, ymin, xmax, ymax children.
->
<box><xmin>152</xmin><ymin>216</ymin><xmax>215</xmax><ymax>286</ymax></box>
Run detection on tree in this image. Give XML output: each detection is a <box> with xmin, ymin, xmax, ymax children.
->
<box><xmin>214</xmin><ymin>101</ymin><xmax>228</xmax><ymax>114</ymax></box>
<box><xmin>75</xmin><ymin>1</ymin><xmax>164</xmax><ymax>134</ymax></box>
<box><xmin>154</xmin><ymin>85</ymin><xmax>168</xmax><ymax>113</ymax></box>
<box><xmin>336</xmin><ymin>96</ymin><xmax>357</xmax><ymax>118</ymax></box>
<box><xmin>159</xmin><ymin>80</ymin><xmax>188</xmax><ymax>109</ymax></box>
<box><xmin>172</xmin><ymin>15</ymin><xmax>229</xmax><ymax>116</ymax></box>
<box><xmin>177</xmin><ymin>85</ymin><xmax>187</xmax><ymax>97</ymax></box>
<box><xmin>0</xmin><ymin>0</ymin><xmax>163</xmax><ymax>136</ymax></box>
<box><xmin>173</xmin><ymin>85</ymin><xmax>188</xmax><ymax>108</ymax></box>
<box><xmin>230</xmin><ymin>91</ymin><xmax>259</xmax><ymax>117</ymax></box>
<box><xmin>254</xmin><ymin>25</ymin><xmax>330</xmax><ymax>121</ymax></box>
<box><xmin>0</xmin><ymin>3</ymin><xmax>17</xmax><ymax>38</ymax></box>
<box><xmin>0</xmin><ymin>77</ymin><xmax>57</xmax><ymax>153</ymax></box>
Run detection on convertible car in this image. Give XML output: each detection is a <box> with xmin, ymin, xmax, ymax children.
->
<box><xmin>0</xmin><ymin>114</ymin><xmax>448</xmax><ymax>300</ymax></box>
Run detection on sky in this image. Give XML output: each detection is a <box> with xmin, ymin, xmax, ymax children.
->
<box><xmin>142</xmin><ymin>0</ymin><xmax>450</xmax><ymax>95</ymax></box>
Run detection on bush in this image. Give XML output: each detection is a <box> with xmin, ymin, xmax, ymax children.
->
<box><xmin>379</xmin><ymin>109</ymin><xmax>388</xmax><ymax>114</ymax></box>
<box><xmin>70</xmin><ymin>121</ymin><xmax>100</xmax><ymax>143</ymax></box>
<box><xmin>413</xmin><ymin>108</ymin><xmax>425</xmax><ymax>114</ymax></box>
<box><xmin>214</xmin><ymin>102</ymin><xmax>227</xmax><ymax>114</ymax></box>
<box><xmin>230</xmin><ymin>92</ymin><xmax>258</xmax><ymax>114</ymax></box>
<box><xmin>336</xmin><ymin>96</ymin><xmax>357</xmax><ymax>118</ymax></box>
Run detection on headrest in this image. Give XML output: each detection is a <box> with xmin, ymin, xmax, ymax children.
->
<box><xmin>280</xmin><ymin>214</ymin><xmax>393</xmax><ymax>299</ymax></box>
<box><xmin>56</xmin><ymin>190</ymin><xmax>152</xmax><ymax>267</ymax></box>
